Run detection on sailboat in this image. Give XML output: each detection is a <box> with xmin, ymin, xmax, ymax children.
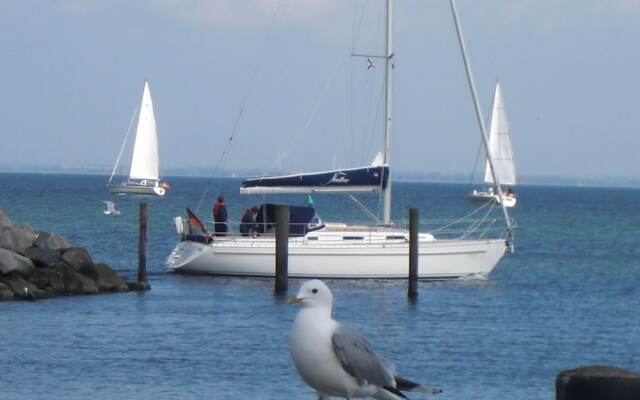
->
<box><xmin>469</xmin><ymin>82</ymin><xmax>516</xmax><ymax>207</ymax></box>
<box><xmin>167</xmin><ymin>0</ymin><xmax>514</xmax><ymax>279</ymax></box>
<box><xmin>107</xmin><ymin>81</ymin><xmax>169</xmax><ymax>197</ymax></box>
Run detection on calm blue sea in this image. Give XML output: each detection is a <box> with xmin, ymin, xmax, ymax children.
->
<box><xmin>0</xmin><ymin>173</ymin><xmax>638</xmax><ymax>400</ymax></box>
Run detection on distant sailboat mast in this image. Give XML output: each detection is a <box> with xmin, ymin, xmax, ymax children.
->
<box><xmin>382</xmin><ymin>0</ymin><xmax>394</xmax><ymax>225</ymax></box>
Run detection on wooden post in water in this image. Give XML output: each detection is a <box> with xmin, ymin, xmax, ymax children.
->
<box><xmin>408</xmin><ymin>208</ymin><xmax>419</xmax><ymax>299</ymax></box>
<box><xmin>275</xmin><ymin>205</ymin><xmax>289</xmax><ymax>293</ymax></box>
<box><xmin>138</xmin><ymin>202</ymin><xmax>148</xmax><ymax>283</ymax></box>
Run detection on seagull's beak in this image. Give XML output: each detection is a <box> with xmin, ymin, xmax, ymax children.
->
<box><xmin>287</xmin><ymin>296</ymin><xmax>304</xmax><ymax>305</ymax></box>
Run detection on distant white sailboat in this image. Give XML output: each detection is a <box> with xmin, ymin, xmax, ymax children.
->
<box><xmin>107</xmin><ymin>81</ymin><xmax>169</xmax><ymax>197</ymax></box>
<box><xmin>469</xmin><ymin>82</ymin><xmax>517</xmax><ymax>208</ymax></box>
<box><xmin>103</xmin><ymin>200</ymin><xmax>121</xmax><ymax>216</ymax></box>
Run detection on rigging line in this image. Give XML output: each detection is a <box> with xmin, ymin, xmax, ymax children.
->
<box><xmin>109</xmin><ymin>106</ymin><xmax>138</xmax><ymax>185</ymax></box>
<box><xmin>261</xmin><ymin>55</ymin><xmax>347</xmax><ymax>178</ymax></box>
<box><xmin>362</xmin><ymin>80</ymin><xmax>386</xmax><ymax>163</ymax></box>
<box><xmin>469</xmin><ymin>140</ymin><xmax>483</xmax><ymax>184</ymax></box>
<box><xmin>471</xmin><ymin>83</ymin><xmax>498</xmax><ymax>184</ymax></box>
<box><xmin>348</xmin><ymin>194</ymin><xmax>381</xmax><ymax>223</ymax></box>
<box><xmin>195</xmin><ymin>1</ymin><xmax>285</xmax><ymax>213</ymax></box>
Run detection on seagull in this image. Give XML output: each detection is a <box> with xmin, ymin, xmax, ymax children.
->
<box><xmin>103</xmin><ymin>200</ymin><xmax>121</xmax><ymax>216</ymax></box>
<box><xmin>367</xmin><ymin>58</ymin><xmax>375</xmax><ymax>70</ymax></box>
<box><xmin>289</xmin><ymin>280</ymin><xmax>441</xmax><ymax>399</ymax></box>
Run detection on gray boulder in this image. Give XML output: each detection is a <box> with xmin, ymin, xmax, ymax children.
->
<box><xmin>12</xmin><ymin>225</ymin><xmax>37</xmax><ymax>255</ymax></box>
<box><xmin>0</xmin><ymin>248</ymin><xmax>35</xmax><ymax>276</ymax></box>
<box><xmin>29</xmin><ymin>267</ymin><xmax>66</xmax><ymax>294</ymax></box>
<box><xmin>0</xmin><ymin>281</ymin><xmax>14</xmax><ymax>299</ymax></box>
<box><xmin>24</xmin><ymin>246</ymin><xmax>61</xmax><ymax>268</ymax></box>
<box><xmin>35</xmin><ymin>231</ymin><xmax>70</xmax><ymax>252</ymax></box>
<box><xmin>61</xmin><ymin>247</ymin><xmax>97</xmax><ymax>280</ymax></box>
<box><xmin>52</xmin><ymin>262</ymin><xmax>98</xmax><ymax>295</ymax></box>
<box><xmin>93</xmin><ymin>263</ymin><xmax>129</xmax><ymax>292</ymax></box>
<box><xmin>0</xmin><ymin>210</ymin><xmax>11</xmax><ymax>228</ymax></box>
<box><xmin>0</xmin><ymin>227</ymin><xmax>15</xmax><ymax>252</ymax></box>
<box><xmin>0</xmin><ymin>273</ymin><xmax>48</xmax><ymax>300</ymax></box>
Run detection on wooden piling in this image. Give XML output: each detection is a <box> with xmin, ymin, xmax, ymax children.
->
<box><xmin>275</xmin><ymin>205</ymin><xmax>289</xmax><ymax>293</ymax></box>
<box><xmin>408</xmin><ymin>208</ymin><xmax>419</xmax><ymax>299</ymax></box>
<box><xmin>138</xmin><ymin>202</ymin><xmax>148</xmax><ymax>283</ymax></box>
<box><xmin>556</xmin><ymin>365</ymin><xmax>640</xmax><ymax>400</ymax></box>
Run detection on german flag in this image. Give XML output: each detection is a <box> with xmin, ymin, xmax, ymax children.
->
<box><xmin>186</xmin><ymin>208</ymin><xmax>208</xmax><ymax>234</ymax></box>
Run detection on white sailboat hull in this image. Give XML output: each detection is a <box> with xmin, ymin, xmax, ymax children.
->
<box><xmin>108</xmin><ymin>181</ymin><xmax>166</xmax><ymax>197</ymax></box>
<box><xmin>168</xmin><ymin>235</ymin><xmax>508</xmax><ymax>279</ymax></box>
<box><xmin>468</xmin><ymin>190</ymin><xmax>516</xmax><ymax>208</ymax></box>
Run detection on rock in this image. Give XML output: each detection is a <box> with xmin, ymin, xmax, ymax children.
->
<box><xmin>34</xmin><ymin>231</ymin><xmax>70</xmax><ymax>252</ymax></box>
<box><xmin>0</xmin><ymin>273</ymin><xmax>48</xmax><ymax>300</ymax></box>
<box><xmin>29</xmin><ymin>267</ymin><xmax>66</xmax><ymax>294</ymax></box>
<box><xmin>0</xmin><ymin>281</ymin><xmax>14</xmax><ymax>299</ymax></box>
<box><xmin>127</xmin><ymin>281</ymin><xmax>151</xmax><ymax>291</ymax></box>
<box><xmin>0</xmin><ymin>210</ymin><xmax>12</xmax><ymax>228</ymax></box>
<box><xmin>0</xmin><ymin>248</ymin><xmax>35</xmax><ymax>276</ymax></box>
<box><xmin>12</xmin><ymin>225</ymin><xmax>37</xmax><ymax>255</ymax></box>
<box><xmin>61</xmin><ymin>247</ymin><xmax>97</xmax><ymax>280</ymax></box>
<box><xmin>24</xmin><ymin>246</ymin><xmax>61</xmax><ymax>268</ymax></box>
<box><xmin>52</xmin><ymin>262</ymin><xmax>98</xmax><ymax>295</ymax></box>
<box><xmin>93</xmin><ymin>263</ymin><xmax>129</xmax><ymax>292</ymax></box>
<box><xmin>0</xmin><ymin>228</ymin><xmax>15</xmax><ymax>252</ymax></box>
<box><xmin>556</xmin><ymin>365</ymin><xmax>640</xmax><ymax>400</ymax></box>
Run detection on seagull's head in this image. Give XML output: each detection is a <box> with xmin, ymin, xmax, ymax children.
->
<box><xmin>288</xmin><ymin>279</ymin><xmax>333</xmax><ymax>309</ymax></box>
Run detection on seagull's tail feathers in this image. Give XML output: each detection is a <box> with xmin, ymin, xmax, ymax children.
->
<box><xmin>395</xmin><ymin>376</ymin><xmax>443</xmax><ymax>396</ymax></box>
<box><xmin>378</xmin><ymin>386</ymin><xmax>409</xmax><ymax>400</ymax></box>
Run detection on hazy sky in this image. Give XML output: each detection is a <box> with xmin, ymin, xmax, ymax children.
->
<box><xmin>1</xmin><ymin>0</ymin><xmax>639</xmax><ymax>179</ymax></box>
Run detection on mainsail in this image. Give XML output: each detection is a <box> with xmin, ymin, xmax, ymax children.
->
<box><xmin>483</xmin><ymin>82</ymin><xmax>516</xmax><ymax>186</ymax></box>
<box><xmin>240</xmin><ymin>165</ymin><xmax>389</xmax><ymax>194</ymax></box>
<box><xmin>129</xmin><ymin>82</ymin><xmax>160</xmax><ymax>181</ymax></box>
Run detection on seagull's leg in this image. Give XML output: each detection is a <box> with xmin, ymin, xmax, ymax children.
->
<box><xmin>316</xmin><ymin>392</ymin><xmax>329</xmax><ymax>400</ymax></box>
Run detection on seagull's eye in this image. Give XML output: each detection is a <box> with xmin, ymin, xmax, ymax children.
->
<box><xmin>312</xmin><ymin>288</ymin><xmax>318</xmax><ymax>294</ymax></box>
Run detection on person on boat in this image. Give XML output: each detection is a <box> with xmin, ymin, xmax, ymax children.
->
<box><xmin>213</xmin><ymin>195</ymin><xmax>228</xmax><ymax>236</ymax></box>
<box><xmin>239</xmin><ymin>206</ymin><xmax>259</xmax><ymax>237</ymax></box>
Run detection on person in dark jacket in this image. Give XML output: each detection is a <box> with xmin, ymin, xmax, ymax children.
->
<box><xmin>212</xmin><ymin>195</ymin><xmax>228</xmax><ymax>236</ymax></box>
<box><xmin>239</xmin><ymin>206</ymin><xmax>259</xmax><ymax>237</ymax></box>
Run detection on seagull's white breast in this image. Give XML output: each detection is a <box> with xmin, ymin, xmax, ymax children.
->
<box><xmin>291</xmin><ymin>308</ymin><xmax>357</xmax><ymax>397</ymax></box>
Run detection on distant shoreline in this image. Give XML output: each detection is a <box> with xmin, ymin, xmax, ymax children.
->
<box><xmin>0</xmin><ymin>169</ymin><xmax>638</xmax><ymax>190</ymax></box>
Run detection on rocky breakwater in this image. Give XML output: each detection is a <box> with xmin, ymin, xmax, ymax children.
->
<box><xmin>0</xmin><ymin>210</ymin><xmax>137</xmax><ymax>301</ymax></box>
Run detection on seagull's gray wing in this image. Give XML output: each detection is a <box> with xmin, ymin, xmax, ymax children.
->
<box><xmin>331</xmin><ymin>324</ymin><xmax>395</xmax><ymax>387</ymax></box>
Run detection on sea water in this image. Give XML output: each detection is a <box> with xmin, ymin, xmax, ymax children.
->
<box><xmin>0</xmin><ymin>173</ymin><xmax>638</xmax><ymax>400</ymax></box>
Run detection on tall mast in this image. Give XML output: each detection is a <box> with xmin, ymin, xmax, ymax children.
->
<box><xmin>382</xmin><ymin>0</ymin><xmax>394</xmax><ymax>225</ymax></box>
<box><xmin>449</xmin><ymin>0</ymin><xmax>513</xmax><ymax>235</ymax></box>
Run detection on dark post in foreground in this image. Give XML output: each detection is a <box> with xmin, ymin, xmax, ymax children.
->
<box><xmin>138</xmin><ymin>202</ymin><xmax>148</xmax><ymax>283</ymax></box>
<box><xmin>275</xmin><ymin>205</ymin><xmax>290</xmax><ymax>293</ymax></box>
<box><xmin>556</xmin><ymin>365</ymin><xmax>640</xmax><ymax>400</ymax></box>
<box><xmin>408</xmin><ymin>208</ymin><xmax>419</xmax><ymax>299</ymax></box>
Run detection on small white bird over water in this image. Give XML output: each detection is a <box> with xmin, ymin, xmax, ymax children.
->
<box><xmin>103</xmin><ymin>200</ymin><xmax>121</xmax><ymax>216</ymax></box>
<box><xmin>289</xmin><ymin>280</ymin><xmax>441</xmax><ymax>399</ymax></box>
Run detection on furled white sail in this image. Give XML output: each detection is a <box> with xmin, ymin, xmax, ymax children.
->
<box><xmin>483</xmin><ymin>82</ymin><xmax>516</xmax><ymax>185</ymax></box>
<box><xmin>129</xmin><ymin>82</ymin><xmax>159</xmax><ymax>181</ymax></box>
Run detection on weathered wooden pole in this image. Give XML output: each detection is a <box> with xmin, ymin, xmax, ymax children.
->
<box><xmin>275</xmin><ymin>205</ymin><xmax>289</xmax><ymax>293</ymax></box>
<box><xmin>138</xmin><ymin>202</ymin><xmax>148</xmax><ymax>283</ymax></box>
<box><xmin>556</xmin><ymin>365</ymin><xmax>640</xmax><ymax>400</ymax></box>
<box><xmin>408</xmin><ymin>208</ymin><xmax>419</xmax><ymax>299</ymax></box>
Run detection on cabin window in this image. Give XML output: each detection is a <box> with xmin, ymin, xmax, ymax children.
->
<box><xmin>386</xmin><ymin>235</ymin><xmax>406</xmax><ymax>240</ymax></box>
<box><xmin>307</xmin><ymin>236</ymin><xmax>318</xmax><ymax>241</ymax></box>
<box><xmin>343</xmin><ymin>236</ymin><xmax>364</xmax><ymax>240</ymax></box>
